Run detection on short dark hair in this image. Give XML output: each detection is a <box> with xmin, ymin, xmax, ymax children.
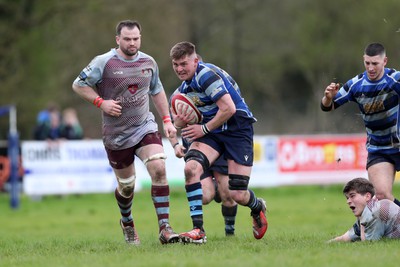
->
<box><xmin>116</xmin><ymin>20</ymin><xmax>141</xmax><ymax>36</ymax></box>
<box><xmin>364</xmin><ymin>43</ymin><xmax>385</xmax><ymax>57</ymax></box>
<box><xmin>343</xmin><ymin>177</ymin><xmax>375</xmax><ymax>196</ymax></box>
<box><xmin>170</xmin><ymin>41</ymin><xmax>196</xmax><ymax>60</ymax></box>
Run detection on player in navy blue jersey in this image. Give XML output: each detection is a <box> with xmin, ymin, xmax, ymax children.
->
<box><xmin>72</xmin><ymin>20</ymin><xmax>179</xmax><ymax>245</ymax></box>
<box><xmin>321</xmin><ymin>43</ymin><xmax>400</xmax><ymax>210</ymax></box>
<box><xmin>169</xmin><ymin>41</ymin><xmax>268</xmax><ymax>244</ymax></box>
<box><xmin>169</xmin><ymin>83</ymin><xmax>238</xmax><ymax>236</ymax></box>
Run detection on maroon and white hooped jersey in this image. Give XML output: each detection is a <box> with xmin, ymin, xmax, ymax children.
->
<box><xmin>74</xmin><ymin>49</ymin><xmax>163</xmax><ymax>150</ymax></box>
<box><xmin>349</xmin><ymin>196</ymin><xmax>400</xmax><ymax>241</ymax></box>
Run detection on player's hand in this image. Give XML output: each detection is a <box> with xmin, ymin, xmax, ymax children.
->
<box><xmin>324</xmin><ymin>83</ymin><xmax>340</xmax><ymax>100</ymax></box>
<box><xmin>177</xmin><ymin>104</ymin><xmax>196</xmax><ymax>123</ymax></box>
<box><xmin>170</xmin><ymin>106</ymin><xmax>196</xmax><ymax>129</ymax></box>
<box><xmin>181</xmin><ymin>124</ymin><xmax>203</xmax><ymax>142</ymax></box>
<box><xmin>173</xmin><ymin>144</ymin><xmax>186</xmax><ymax>158</ymax></box>
<box><xmin>100</xmin><ymin>99</ymin><xmax>122</xmax><ymax>117</ymax></box>
<box><xmin>170</xmin><ymin>107</ymin><xmax>186</xmax><ymax>128</ymax></box>
<box><xmin>163</xmin><ymin>121</ymin><xmax>177</xmax><ymax>139</ymax></box>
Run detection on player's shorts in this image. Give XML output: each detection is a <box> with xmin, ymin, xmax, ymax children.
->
<box><xmin>366</xmin><ymin>151</ymin><xmax>400</xmax><ymax>171</ymax></box>
<box><xmin>105</xmin><ymin>132</ymin><xmax>163</xmax><ymax>169</ymax></box>
<box><xmin>196</xmin><ymin>117</ymin><xmax>254</xmax><ymax>167</ymax></box>
<box><xmin>200</xmin><ymin>155</ymin><xmax>228</xmax><ymax>180</ymax></box>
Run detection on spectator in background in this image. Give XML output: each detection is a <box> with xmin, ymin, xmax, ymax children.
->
<box><xmin>36</xmin><ymin>102</ymin><xmax>60</xmax><ymax>125</ymax></box>
<box><xmin>59</xmin><ymin>108</ymin><xmax>84</xmax><ymax>140</ymax></box>
<box><xmin>33</xmin><ymin>106</ymin><xmax>62</xmax><ymax>140</ymax></box>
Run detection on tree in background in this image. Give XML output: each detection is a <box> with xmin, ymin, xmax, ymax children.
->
<box><xmin>1</xmin><ymin>0</ymin><xmax>400</xmax><ymax>139</ymax></box>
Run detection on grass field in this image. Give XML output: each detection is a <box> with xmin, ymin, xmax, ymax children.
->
<box><xmin>1</xmin><ymin>183</ymin><xmax>400</xmax><ymax>267</ymax></box>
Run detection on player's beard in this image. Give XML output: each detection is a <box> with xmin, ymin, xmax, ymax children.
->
<box><xmin>120</xmin><ymin>46</ymin><xmax>138</xmax><ymax>57</ymax></box>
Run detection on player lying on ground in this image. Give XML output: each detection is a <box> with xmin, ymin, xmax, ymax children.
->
<box><xmin>328</xmin><ymin>177</ymin><xmax>400</xmax><ymax>242</ymax></box>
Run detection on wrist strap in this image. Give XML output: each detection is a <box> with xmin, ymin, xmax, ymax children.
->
<box><xmin>201</xmin><ymin>124</ymin><xmax>210</xmax><ymax>135</ymax></box>
<box><xmin>320</xmin><ymin>101</ymin><xmax>333</xmax><ymax>112</ymax></box>
<box><xmin>93</xmin><ymin>96</ymin><xmax>104</xmax><ymax>108</ymax></box>
<box><xmin>163</xmin><ymin>115</ymin><xmax>171</xmax><ymax>123</ymax></box>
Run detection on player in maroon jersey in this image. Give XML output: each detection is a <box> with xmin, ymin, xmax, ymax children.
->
<box><xmin>72</xmin><ymin>20</ymin><xmax>179</xmax><ymax>245</ymax></box>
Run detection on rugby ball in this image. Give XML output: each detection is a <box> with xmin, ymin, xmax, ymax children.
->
<box><xmin>171</xmin><ymin>93</ymin><xmax>202</xmax><ymax>125</ymax></box>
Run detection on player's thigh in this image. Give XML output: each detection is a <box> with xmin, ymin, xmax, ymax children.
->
<box><xmin>228</xmin><ymin>159</ymin><xmax>252</xmax><ymax>176</ymax></box>
<box><xmin>368</xmin><ymin>162</ymin><xmax>395</xmax><ymax>198</ymax></box>
<box><xmin>106</xmin><ymin>147</ymin><xmax>136</xmax><ymax>178</ymax></box>
<box><xmin>214</xmin><ymin>172</ymin><xmax>232</xmax><ymax>201</ymax></box>
<box><xmin>189</xmin><ymin>141</ymin><xmax>220</xmax><ymax>164</ymax></box>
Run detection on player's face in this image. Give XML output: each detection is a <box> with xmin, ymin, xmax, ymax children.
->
<box><xmin>363</xmin><ymin>54</ymin><xmax>387</xmax><ymax>81</ymax></box>
<box><xmin>172</xmin><ymin>54</ymin><xmax>198</xmax><ymax>81</ymax></box>
<box><xmin>344</xmin><ymin>190</ymin><xmax>371</xmax><ymax>217</ymax></box>
<box><xmin>116</xmin><ymin>26</ymin><xmax>141</xmax><ymax>58</ymax></box>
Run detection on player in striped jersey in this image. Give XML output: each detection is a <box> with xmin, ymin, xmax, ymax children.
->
<box><xmin>321</xmin><ymin>43</ymin><xmax>400</xmax><ymax>207</ymax></box>
<box><xmin>169</xmin><ymin>84</ymin><xmax>238</xmax><ymax>237</ymax></box>
<box><xmin>328</xmin><ymin>177</ymin><xmax>400</xmax><ymax>242</ymax></box>
<box><xmin>72</xmin><ymin>20</ymin><xmax>179</xmax><ymax>245</ymax></box>
<box><xmin>169</xmin><ymin>41</ymin><xmax>268</xmax><ymax>244</ymax></box>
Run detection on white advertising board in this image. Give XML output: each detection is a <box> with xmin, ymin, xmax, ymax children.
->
<box><xmin>21</xmin><ymin>135</ymin><xmax>370</xmax><ymax>196</ymax></box>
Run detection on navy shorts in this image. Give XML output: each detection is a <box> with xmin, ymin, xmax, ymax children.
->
<box><xmin>366</xmin><ymin>151</ymin><xmax>400</xmax><ymax>171</ymax></box>
<box><xmin>196</xmin><ymin>120</ymin><xmax>254</xmax><ymax>167</ymax></box>
<box><xmin>105</xmin><ymin>132</ymin><xmax>163</xmax><ymax>169</ymax></box>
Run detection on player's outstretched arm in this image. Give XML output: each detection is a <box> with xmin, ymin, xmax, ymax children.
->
<box><xmin>321</xmin><ymin>83</ymin><xmax>340</xmax><ymax>111</ymax></box>
<box><xmin>327</xmin><ymin>231</ymin><xmax>352</xmax><ymax>243</ymax></box>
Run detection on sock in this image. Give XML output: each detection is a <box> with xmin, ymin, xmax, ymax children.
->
<box><xmin>151</xmin><ymin>185</ymin><xmax>170</xmax><ymax>231</ymax></box>
<box><xmin>115</xmin><ymin>188</ymin><xmax>134</xmax><ymax>227</ymax></box>
<box><xmin>394</xmin><ymin>198</ymin><xmax>400</xmax><ymax>207</ymax></box>
<box><xmin>246</xmin><ymin>189</ymin><xmax>261</xmax><ymax>215</ymax></box>
<box><xmin>222</xmin><ymin>204</ymin><xmax>237</xmax><ymax>235</ymax></box>
<box><xmin>185</xmin><ymin>182</ymin><xmax>203</xmax><ymax>230</ymax></box>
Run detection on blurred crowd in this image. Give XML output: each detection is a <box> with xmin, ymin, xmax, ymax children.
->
<box><xmin>33</xmin><ymin>102</ymin><xmax>84</xmax><ymax>140</ymax></box>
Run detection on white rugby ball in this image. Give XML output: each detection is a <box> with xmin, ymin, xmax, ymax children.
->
<box><xmin>171</xmin><ymin>93</ymin><xmax>202</xmax><ymax>125</ymax></box>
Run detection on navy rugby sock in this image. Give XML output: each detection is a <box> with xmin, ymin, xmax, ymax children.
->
<box><xmin>222</xmin><ymin>204</ymin><xmax>237</xmax><ymax>235</ymax></box>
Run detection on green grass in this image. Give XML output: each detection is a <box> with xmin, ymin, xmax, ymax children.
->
<box><xmin>1</xmin><ymin>184</ymin><xmax>400</xmax><ymax>267</ymax></box>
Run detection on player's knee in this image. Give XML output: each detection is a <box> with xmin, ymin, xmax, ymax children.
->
<box><xmin>142</xmin><ymin>153</ymin><xmax>167</xmax><ymax>166</ymax></box>
<box><xmin>183</xmin><ymin>161</ymin><xmax>202</xmax><ymax>182</ymax></box>
<box><xmin>116</xmin><ymin>175</ymin><xmax>136</xmax><ymax>198</ymax></box>
<box><xmin>228</xmin><ymin>174</ymin><xmax>249</xmax><ymax>191</ymax></box>
<box><xmin>184</xmin><ymin>149</ymin><xmax>210</xmax><ymax>172</ymax></box>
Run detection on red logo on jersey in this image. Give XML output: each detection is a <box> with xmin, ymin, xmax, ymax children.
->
<box><xmin>128</xmin><ymin>84</ymin><xmax>139</xmax><ymax>94</ymax></box>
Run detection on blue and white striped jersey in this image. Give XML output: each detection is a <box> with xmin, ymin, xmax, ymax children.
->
<box><xmin>177</xmin><ymin>62</ymin><xmax>256</xmax><ymax>133</ymax></box>
<box><xmin>333</xmin><ymin>68</ymin><xmax>400</xmax><ymax>154</ymax></box>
